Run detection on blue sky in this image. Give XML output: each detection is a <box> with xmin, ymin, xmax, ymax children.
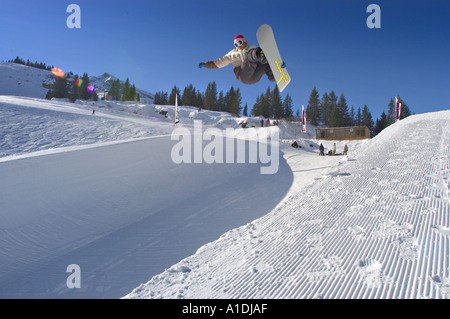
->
<box><xmin>1</xmin><ymin>0</ymin><xmax>449</xmax><ymax>120</ymax></box>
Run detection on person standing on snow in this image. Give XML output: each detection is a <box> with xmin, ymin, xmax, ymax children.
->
<box><xmin>199</xmin><ymin>35</ymin><xmax>276</xmax><ymax>85</ymax></box>
<box><xmin>319</xmin><ymin>143</ymin><xmax>325</xmax><ymax>156</ymax></box>
<box><xmin>343</xmin><ymin>144</ymin><xmax>348</xmax><ymax>155</ymax></box>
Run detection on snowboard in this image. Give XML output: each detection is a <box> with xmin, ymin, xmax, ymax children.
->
<box><xmin>257</xmin><ymin>24</ymin><xmax>291</xmax><ymax>92</ymax></box>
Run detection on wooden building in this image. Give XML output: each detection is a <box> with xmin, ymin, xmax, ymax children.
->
<box><xmin>316</xmin><ymin>126</ymin><xmax>371</xmax><ymax>140</ymax></box>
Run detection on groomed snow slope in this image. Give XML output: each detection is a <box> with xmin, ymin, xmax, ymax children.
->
<box><xmin>126</xmin><ymin>110</ymin><xmax>450</xmax><ymax>299</ymax></box>
<box><xmin>0</xmin><ymin>93</ymin><xmax>448</xmax><ymax>299</ymax></box>
<box><xmin>0</xmin><ymin>96</ymin><xmax>293</xmax><ymax>298</ymax></box>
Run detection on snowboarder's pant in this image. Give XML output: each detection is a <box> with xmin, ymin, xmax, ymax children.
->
<box><xmin>236</xmin><ymin>48</ymin><xmax>271</xmax><ymax>85</ymax></box>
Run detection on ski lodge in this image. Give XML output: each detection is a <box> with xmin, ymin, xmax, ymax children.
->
<box><xmin>315</xmin><ymin>126</ymin><xmax>371</xmax><ymax>140</ymax></box>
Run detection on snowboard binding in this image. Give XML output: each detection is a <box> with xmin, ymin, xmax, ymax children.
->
<box><xmin>259</xmin><ymin>49</ymin><xmax>286</xmax><ymax>68</ymax></box>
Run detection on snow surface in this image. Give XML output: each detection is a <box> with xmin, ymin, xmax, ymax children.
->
<box><xmin>0</xmin><ymin>63</ymin><xmax>449</xmax><ymax>299</ymax></box>
<box><xmin>0</xmin><ymin>62</ymin><xmax>53</xmax><ymax>99</ymax></box>
<box><xmin>124</xmin><ymin>109</ymin><xmax>450</xmax><ymax>299</ymax></box>
<box><xmin>0</xmin><ymin>95</ymin><xmax>294</xmax><ymax>299</ymax></box>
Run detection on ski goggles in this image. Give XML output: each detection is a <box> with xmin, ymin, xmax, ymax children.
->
<box><xmin>234</xmin><ymin>38</ymin><xmax>246</xmax><ymax>48</ymax></box>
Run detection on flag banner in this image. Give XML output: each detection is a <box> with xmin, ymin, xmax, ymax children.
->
<box><xmin>302</xmin><ymin>105</ymin><xmax>306</xmax><ymax>132</ymax></box>
<box><xmin>396</xmin><ymin>97</ymin><xmax>402</xmax><ymax>121</ymax></box>
<box><xmin>174</xmin><ymin>94</ymin><xmax>180</xmax><ymax>125</ymax></box>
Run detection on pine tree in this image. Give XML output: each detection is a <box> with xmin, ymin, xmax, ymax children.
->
<box><xmin>252</xmin><ymin>90</ymin><xmax>271</xmax><ymax>118</ymax></box>
<box><xmin>355</xmin><ymin>107</ymin><xmax>362</xmax><ymax>126</ymax></box>
<box><xmin>375</xmin><ymin>111</ymin><xmax>388</xmax><ymax>135</ymax></box>
<box><xmin>328</xmin><ymin>91</ymin><xmax>338</xmax><ymax>124</ymax></box>
<box><xmin>243</xmin><ymin>103</ymin><xmax>248</xmax><ymax>116</ymax></box>
<box><xmin>154</xmin><ymin>91</ymin><xmax>168</xmax><ymax>104</ymax></box>
<box><xmin>223</xmin><ymin>87</ymin><xmax>234</xmax><ymax>113</ymax></box>
<box><xmin>386</xmin><ymin>98</ymin><xmax>395</xmax><ymax>126</ymax></box>
<box><xmin>69</xmin><ymin>75</ymin><xmax>82</xmax><ymax>102</ymax></box>
<box><xmin>47</xmin><ymin>76</ymin><xmax>69</xmax><ymax>100</ymax></box>
<box><xmin>122</xmin><ymin>78</ymin><xmax>130</xmax><ymax>101</ymax></box>
<box><xmin>306</xmin><ymin>87</ymin><xmax>320</xmax><ymax>126</ymax></box>
<box><xmin>295</xmin><ymin>109</ymin><xmax>301</xmax><ymax>122</ymax></box>
<box><xmin>153</xmin><ymin>92</ymin><xmax>161</xmax><ymax>104</ymax></box>
<box><xmin>349</xmin><ymin>106</ymin><xmax>356</xmax><ymax>126</ymax></box>
<box><xmin>251</xmin><ymin>94</ymin><xmax>263</xmax><ymax>117</ymax></box>
<box><xmin>328</xmin><ymin>105</ymin><xmax>339</xmax><ymax>127</ymax></box>
<box><xmin>203</xmin><ymin>81</ymin><xmax>218</xmax><ymax>110</ymax></box>
<box><xmin>223</xmin><ymin>86</ymin><xmax>241</xmax><ymax>115</ymax></box>
<box><xmin>321</xmin><ymin>92</ymin><xmax>331</xmax><ymax>125</ymax></box>
<box><xmin>223</xmin><ymin>86</ymin><xmax>234</xmax><ymax>113</ymax></box>
<box><xmin>153</xmin><ymin>92</ymin><xmax>160</xmax><ymax>104</ymax></box>
<box><xmin>80</xmin><ymin>73</ymin><xmax>92</xmax><ymax>100</ymax></box>
<box><xmin>272</xmin><ymin>87</ymin><xmax>283</xmax><ymax>119</ymax></box>
<box><xmin>217</xmin><ymin>91</ymin><xmax>225</xmax><ymax>112</ymax></box>
<box><xmin>129</xmin><ymin>85</ymin><xmax>137</xmax><ymax>101</ymax></box>
<box><xmin>181</xmin><ymin>84</ymin><xmax>197</xmax><ymax>106</ymax></box>
<box><xmin>362</xmin><ymin>104</ymin><xmax>374</xmax><ymax>135</ymax></box>
<box><xmin>263</xmin><ymin>87</ymin><xmax>273</xmax><ymax>118</ymax></box>
<box><xmin>14</xmin><ymin>56</ymin><xmax>24</xmax><ymax>64</ymax></box>
<box><xmin>169</xmin><ymin>86</ymin><xmax>181</xmax><ymax>105</ymax></box>
<box><xmin>282</xmin><ymin>94</ymin><xmax>294</xmax><ymax>120</ymax></box>
<box><xmin>337</xmin><ymin>93</ymin><xmax>351</xmax><ymax>127</ymax></box>
<box><xmin>227</xmin><ymin>86</ymin><xmax>242</xmax><ymax>116</ymax></box>
<box><xmin>109</xmin><ymin>79</ymin><xmax>121</xmax><ymax>101</ymax></box>
<box><xmin>195</xmin><ymin>90</ymin><xmax>204</xmax><ymax>110</ymax></box>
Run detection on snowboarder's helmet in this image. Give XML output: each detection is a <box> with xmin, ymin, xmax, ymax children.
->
<box><xmin>234</xmin><ymin>35</ymin><xmax>247</xmax><ymax>48</ymax></box>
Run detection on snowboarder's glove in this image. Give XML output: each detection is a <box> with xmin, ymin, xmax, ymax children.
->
<box><xmin>198</xmin><ymin>62</ymin><xmax>206</xmax><ymax>69</ymax></box>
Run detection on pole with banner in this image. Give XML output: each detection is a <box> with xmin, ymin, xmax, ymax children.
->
<box><xmin>302</xmin><ymin>105</ymin><xmax>306</xmax><ymax>132</ymax></box>
<box><xmin>174</xmin><ymin>94</ymin><xmax>180</xmax><ymax>125</ymax></box>
<box><xmin>396</xmin><ymin>96</ymin><xmax>402</xmax><ymax>121</ymax></box>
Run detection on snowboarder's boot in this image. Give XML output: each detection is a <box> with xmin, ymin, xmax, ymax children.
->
<box><xmin>266</xmin><ymin>69</ymin><xmax>275</xmax><ymax>82</ymax></box>
<box><xmin>255</xmin><ymin>48</ymin><xmax>268</xmax><ymax>64</ymax></box>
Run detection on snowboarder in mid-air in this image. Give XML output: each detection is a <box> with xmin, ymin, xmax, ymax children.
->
<box><xmin>199</xmin><ymin>35</ymin><xmax>278</xmax><ymax>85</ymax></box>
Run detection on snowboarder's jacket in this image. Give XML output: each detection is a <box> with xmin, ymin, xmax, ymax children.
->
<box><xmin>204</xmin><ymin>45</ymin><xmax>258</xmax><ymax>79</ymax></box>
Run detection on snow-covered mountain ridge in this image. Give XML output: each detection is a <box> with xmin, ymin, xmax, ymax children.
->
<box><xmin>0</xmin><ymin>62</ymin><xmax>154</xmax><ymax>103</ymax></box>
